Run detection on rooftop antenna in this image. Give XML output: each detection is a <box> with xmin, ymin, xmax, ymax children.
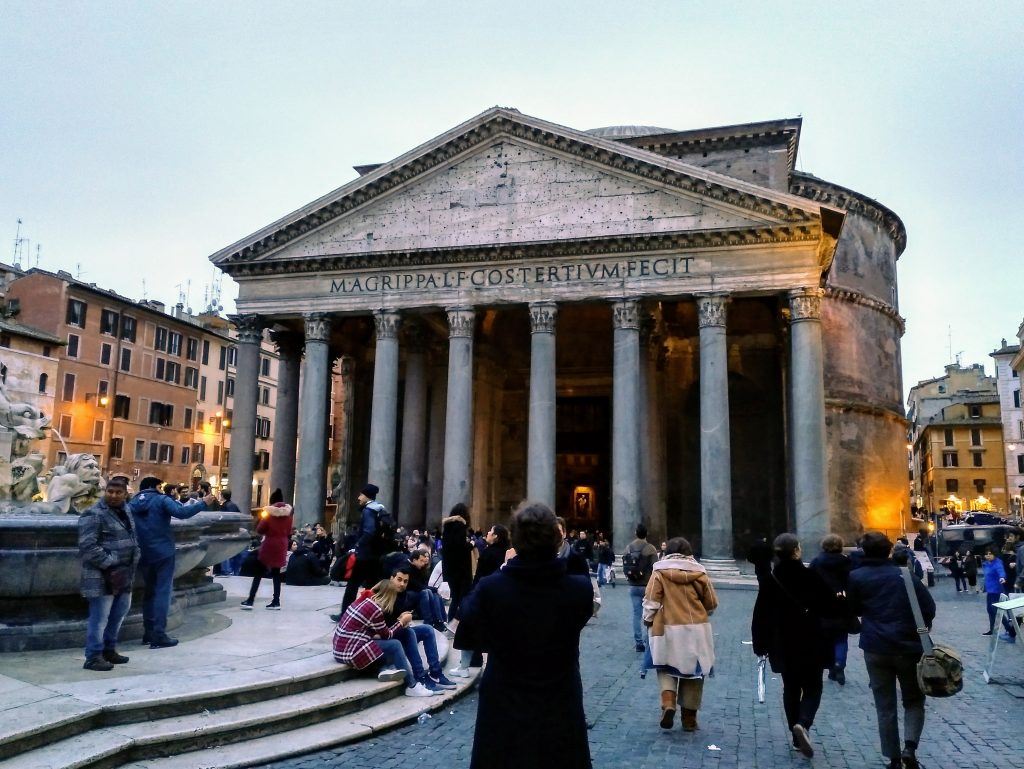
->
<box><xmin>947</xmin><ymin>325</ymin><xmax>953</xmax><ymax>364</ymax></box>
<box><xmin>75</xmin><ymin>262</ymin><xmax>82</xmax><ymax>279</ymax></box>
<box><xmin>12</xmin><ymin>218</ymin><xmax>29</xmax><ymax>267</ymax></box>
<box><xmin>955</xmin><ymin>351</ymin><xmax>964</xmax><ymax>367</ymax></box>
<box><xmin>35</xmin><ymin>244</ymin><xmax>41</xmax><ymax>268</ymax></box>
<box><xmin>141</xmin><ymin>278</ymin><xmax>148</xmax><ymax>301</ymax></box>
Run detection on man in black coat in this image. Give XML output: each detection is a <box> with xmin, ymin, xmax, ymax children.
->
<box><xmin>460</xmin><ymin>502</ymin><xmax>593</xmax><ymax>769</ymax></box>
<box><xmin>847</xmin><ymin>531</ymin><xmax>935</xmax><ymax>769</ymax></box>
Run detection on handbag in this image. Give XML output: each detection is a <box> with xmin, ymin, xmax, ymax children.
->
<box><xmin>239</xmin><ymin>548</ymin><xmax>266</xmax><ymax>578</ymax></box>
<box><xmin>900</xmin><ymin>567</ymin><xmax>963</xmax><ymax>697</ymax></box>
<box><xmin>104</xmin><ymin>564</ymin><xmax>133</xmax><ymax>594</ymax></box>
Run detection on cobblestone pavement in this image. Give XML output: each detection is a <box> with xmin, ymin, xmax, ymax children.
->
<box><xmin>259</xmin><ymin>577</ymin><xmax>1024</xmax><ymax>769</ymax></box>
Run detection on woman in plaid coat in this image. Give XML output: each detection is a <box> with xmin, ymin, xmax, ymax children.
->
<box><xmin>333</xmin><ymin>578</ymin><xmax>435</xmax><ymax>697</ymax></box>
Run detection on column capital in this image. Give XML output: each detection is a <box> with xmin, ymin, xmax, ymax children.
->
<box><xmin>230</xmin><ymin>314</ymin><xmax>266</xmax><ymax>345</ymax></box>
<box><xmin>446</xmin><ymin>307</ymin><xmax>475</xmax><ymax>339</ymax></box>
<box><xmin>611</xmin><ymin>299</ymin><xmax>640</xmax><ymax>330</ymax></box>
<box><xmin>303</xmin><ymin>312</ymin><xmax>332</xmax><ymax>342</ymax></box>
<box><xmin>696</xmin><ymin>294</ymin><xmax>730</xmax><ymax>328</ymax></box>
<box><xmin>373</xmin><ymin>310</ymin><xmax>402</xmax><ymax>340</ymax></box>
<box><xmin>270</xmin><ymin>329</ymin><xmax>304</xmax><ymax>359</ymax></box>
<box><xmin>528</xmin><ymin>301</ymin><xmax>558</xmax><ymax>334</ymax></box>
<box><xmin>788</xmin><ymin>287</ymin><xmax>825</xmax><ymax>321</ymax></box>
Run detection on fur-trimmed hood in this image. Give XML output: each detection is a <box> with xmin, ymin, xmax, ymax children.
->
<box><xmin>264</xmin><ymin>502</ymin><xmax>293</xmax><ymax>518</ymax></box>
<box><xmin>652</xmin><ymin>554</ymin><xmax>707</xmax><ymax>583</ymax></box>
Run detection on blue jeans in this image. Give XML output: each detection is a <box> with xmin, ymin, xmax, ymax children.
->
<box><xmin>407</xmin><ymin>589</ymin><xmax>445</xmax><ymax>625</ymax></box>
<box><xmin>139</xmin><ymin>555</ymin><xmax>175</xmax><ymax>637</ymax></box>
<box><xmin>987</xmin><ymin>592</ymin><xmax>1001</xmax><ymax>632</ymax></box>
<box><xmin>376</xmin><ymin>638</ymin><xmax>415</xmax><ymax>687</ymax></box>
<box><xmin>834</xmin><ymin>634</ymin><xmax>849</xmax><ymax>669</ymax></box>
<box><xmin>629</xmin><ymin>585</ymin><xmax>645</xmax><ymax>644</ymax></box>
<box><xmin>85</xmin><ymin>592</ymin><xmax>132</xmax><ymax>657</ymax></box>
<box><xmin>597</xmin><ymin>564</ymin><xmax>611</xmax><ymax>586</ymax></box>
<box><xmin>396</xmin><ymin>624</ymin><xmax>442</xmax><ymax>681</ymax></box>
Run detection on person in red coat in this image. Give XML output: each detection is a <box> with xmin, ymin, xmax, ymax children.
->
<box><xmin>241</xmin><ymin>500</ymin><xmax>293</xmax><ymax>610</ymax></box>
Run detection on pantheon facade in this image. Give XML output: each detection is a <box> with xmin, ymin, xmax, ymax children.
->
<box><xmin>212</xmin><ymin>107</ymin><xmax>908</xmax><ymax>561</ymax></box>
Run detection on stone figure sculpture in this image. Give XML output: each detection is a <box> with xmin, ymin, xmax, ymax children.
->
<box><xmin>0</xmin><ymin>382</ymin><xmax>102</xmax><ymax>513</ymax></box>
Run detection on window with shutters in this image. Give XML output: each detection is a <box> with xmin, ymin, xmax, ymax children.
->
<box><xmin>100</xmin><ymin>309</ymin><xmax>119</xmax><ymax>336</ymax></box>
<box><xmin>113</xmin><ymin>395</ymin><xmax>131</xmax><ymax>419</ymax></box>
<box><xmin>135</xmin><ymin>439</ymin><xmax>145</xmax><ymax>460</ymax></box>
<box><xmin>100</xmin><ymin>342</ymin><xmax>112</xmax><ymax>365</ymax></box>
<box><xmin>155</xmin><ymin>326</ymin><xmax>168</xmax><ymax>352</ymax></box>
<box><xmin>184</xmin><ymin>408</ymin><xmax>193</xmax><ymax>429</ymax></box>
<box><xmin>62</xmin><ymin>373</ymin><xmax>75</xmax><ymax>402</ymax></box>
<box><xmin>168</xmin><ymin>331</ymin><xmax>183</xmax><ymax>357</ymax></box>
<box><xmin>59</xmin><ymin>413</ymin><xmax>72</xmax><ymax>438</ymax></box>
<box><xmin>66</xmin><ymin>334</ymin><xmax>79</xmax><ymax>358</ymax></box>
<box><xmin>186</xmin><ymin>337</ymin><xmax>199</xmax><ymax>361</ymax></box>
<box><xmin>942</xmin><ymin>451</ymin><xmax>959</xmax><ymax>468</ymax></box>
<box><xmin>120</xmin><ymin>348</ymin><xmax>132</xmax><ymax>372</ymax></box>
<box><xmin>66</xmin><ymin>299</ymin><xmax>87</xmax><ymax>327</ymax></box>
<box><xmin>120</xmin><ymin>315</ymin><xmax>137</xmax><ymax>342</ymax></box>
<box><xmin>110</xmin><ymin>437</ymin><xmax>123</xmax><ymax>459</ymax></box>
<box><xmin>92</xmin><ymin>420</ymin><xmax>104</xmax><ymax>442</ymax></box>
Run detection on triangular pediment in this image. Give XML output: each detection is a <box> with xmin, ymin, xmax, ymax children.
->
<box><xmin>212</xmin><ymin>107</ymin><xmax>836</xmax><ymax>270</ymax></box>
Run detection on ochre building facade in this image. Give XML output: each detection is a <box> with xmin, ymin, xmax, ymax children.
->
<box><xmin>212</xmin><ymin>108</ymin><xmax>909</xmax><ymax>559</ymax></box>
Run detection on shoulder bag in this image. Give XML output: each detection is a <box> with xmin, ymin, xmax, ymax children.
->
<box><xmin>900</xmin><ymin>567</ymin><xmax>963</xmax><ymax>697</ymax></box>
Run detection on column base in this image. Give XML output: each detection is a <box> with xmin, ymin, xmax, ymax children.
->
<box><xmin>700</xmin><ymin>558</ymin><xmax>742</xmax><ymax>577</ymax></box>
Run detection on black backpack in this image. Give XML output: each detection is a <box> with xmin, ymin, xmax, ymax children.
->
<box><xmin>369</xmin><ymin>505</ymin><xmax>396</xmax><ymax>555</ymax></box>
<box><xmin>622</xmin><ymin>545</ymin><xmax>646</xmax><ymax>583</ymax></box>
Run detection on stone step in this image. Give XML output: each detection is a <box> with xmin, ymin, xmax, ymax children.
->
<box><xmin>0</xmin><ymin>652</ymin><xmax>355</xmax><ymax>761</ymax></box>
<box><xmin>0</xmin><ymin>670</ymin><xmax>479</xmax><ymax>769</ymax></box>
<box><xmin>115</xmin><ymin>677</ymin><xmax>478</xmax><ymax>769</ymax></box>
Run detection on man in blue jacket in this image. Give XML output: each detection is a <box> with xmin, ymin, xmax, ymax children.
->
<box><xmin>847</xmin><ymin>531</ymin><xmax>936</xmax><ymax>769</ymax></box>
<box><xmin>132</xmin><ymin>476</ymin><xmax>213</xmax><ymax>648</ymax></box>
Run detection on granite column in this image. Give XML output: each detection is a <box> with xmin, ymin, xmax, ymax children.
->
<box><xmin>611</xmin><ymin>300</ymin><xmax>640</xmax><ymax>550</ymax></box>
<box><xmin>367</xmin><ymin>311</ymin><xmax>402</xmax><ymax>511</ymax></box>
<box><xmin>398</xmin><ymin>323</ymin><xmax>428</xmax><ymax>527</ymax></box>
<box><xmin>268</xmin><ymin>330</ymin><xmax>303</xmax><ymax>505</ymax></box>
<box><xmin>527</xmin><ymin>302</ymin><xmax>557</xmax><ymax>507</ymax></box>
<box><xmin>227</xmin><ymin>314</ymin><xmax>264</xmax><ymax>514</ymax></box>
<box><xmin>295</xmin><ymin>313</ymin><xmax>331</xmax><ymax>527</ymax></box>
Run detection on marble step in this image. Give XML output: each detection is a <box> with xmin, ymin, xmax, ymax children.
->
<box><xmin>0</xmin><ymin>676</ymin><xmax>399</xmax><ymax>769</ymax></box>
<box><xmin>0</xmin><ymin>670</ymin><xmax>479</xmax><ymax>769</ymax></box>
<box><xmin>115</xmin><ymin>677</ymin><xmax>478</xmax><ymax>769</ymax></box>
<box><xmin>0</xmin><ymin>652</ymin><xmax>355</xmax><ymax>761</ymax></box>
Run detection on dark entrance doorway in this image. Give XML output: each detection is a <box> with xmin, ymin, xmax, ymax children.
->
<box><xmin>556</xmin><ymin>396</ymin><xmax>611</xmax><ymax>536</ymax></box>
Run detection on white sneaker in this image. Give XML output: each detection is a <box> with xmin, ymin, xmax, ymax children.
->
<box><xmin>447</xmin><ymin>666</ymin><xmax>471</xmax><ymax>679</ymax></box>
<box><xmin>405</xmin><ymin>682</ymin><xmax>434</xmax><ymax>697</ymax></box>
<box><xmin>377</xmin><ymin>667</ymin><xmax>406</xmax><ymax>682</ymax></box>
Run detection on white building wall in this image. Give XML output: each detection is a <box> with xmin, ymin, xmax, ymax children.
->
<box><xmin>992</xmin><ymin>352</ymin><xmax>1023</xmax><ymax>514</ymax></box>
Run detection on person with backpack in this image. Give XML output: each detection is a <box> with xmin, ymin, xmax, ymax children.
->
<box><xmin>339</xmin><ymin>484</ymin><xmax>394</xmax><ymax>614</ymax></box>
<box><xmin>624</xmin><ymin>524</ymin><xmax>658</xmax><ymax>653</ymax></box>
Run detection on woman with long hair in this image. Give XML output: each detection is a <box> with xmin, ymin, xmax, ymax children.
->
<box><xmin>241</xmin><ymin>501</ymin><xmax>292</xmax><ymax>610</ymax></box>
<box><xmin>449</xmin><ymin>523</ymin><xmax>512</xmax><ymax>678</ymax></box>
<box><xmin>441</xmin><ymin>503</ymin><xmax>474</xmax><ymax>621</ymax></box>
<box><xmin>643</xmin><ymin>536</ymin><xmax>718</xmax><ymax>731</ymax></box>
<box><xmin>332</xmin><ymin>576</ymin><xmax>435</xmax><ymax>697</ymax></box>
<box><xmin>751</xmin><ymin>533</ymin><xmax>836</xmax><ymax>758</ymax></box>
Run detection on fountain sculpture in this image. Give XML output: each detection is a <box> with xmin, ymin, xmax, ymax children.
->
<box><xmin>0</xmin><ymin>383</ymin><xmax>252</xmax><ymax>651</ymax></box>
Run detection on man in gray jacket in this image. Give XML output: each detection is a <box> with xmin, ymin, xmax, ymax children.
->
<box><xmin>78</xmin><ymin>476</ymin><xmax>139</xmax><ymax>671</ymax></box>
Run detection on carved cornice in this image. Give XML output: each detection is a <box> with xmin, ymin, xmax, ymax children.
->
<box><xmin>270</xmin><ymin>329</ymin><xmax>304</xmax><ymax>359</ymax></box>
<box><xmin>611</xmin><ymin>300</ymin><xmax>640</xmax><ymax>330</ymax></box>
<box><xmin>373</xmin><ymin>310</ymin><xmax>402</xmax><ymax>341</ymax></box>
<box><xmin>230</xmin><ymin>314</ymin><xmax>265</xmax><ymax>345</ymax></box>
<box><xmin>788</xmin><ymin>287</ymin><xmax>824</xmax><ymax>322</ymax></box>
<box><xmin>446</xmin><ymin>307</ymin><xmax>475</xmax><ymax>339</ymax></box>
<box><xmin>696</xmin><ymin>295</ymin><xmax>729</xmax><ymax>328</ymax></box>
<box><xmin>220</xmin><ymin>224</ymin><xmax>822</xmax><ymax>278</ymax></box>
<box><xmin>528</xmin><ymin>302</ymin><xmax>558</xmax><ymax>334</ymax></box>
<box><xmin>790</xmin><ymin>172</ymin><xmax>907</xmax><ymax>257</ymax></box>
<box><xmin>303</xmin><ymin>312</ymin><xmax>332</xmax><ymax>342</ymax></box>
<box><xmin>823</xmin><ymin>286</ymin><xmax>905</xmax><ymax>335</ymax></box>
<box><xmin>215</xmin><ymin>111</ymin><xmax>821</xmax><ymax>268</ymax></box>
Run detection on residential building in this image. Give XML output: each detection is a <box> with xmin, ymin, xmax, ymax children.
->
<box><xmin>7</xmin><ymin>270</ymin><xmax>206</xmax><ymax>485</ymax></box>
<box><xmin>0</xmin><ymin>301</ymin><xmax>62</xmax><ymax>464</ymax></box>
<box><xmin>990</xmin><ymin>339</ymin><xmax>1023</xmax><ymax>515</ymax></box>
<box><xmin>908</xmin><ymin>363</ymin><xmax>1008</xmax><ymax>513</ymax></box>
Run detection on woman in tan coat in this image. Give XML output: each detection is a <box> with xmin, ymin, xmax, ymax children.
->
<box><xmin>642</xmin><ymin>537</ymin><xmax>718</xmax><ymax>731</ymax></box>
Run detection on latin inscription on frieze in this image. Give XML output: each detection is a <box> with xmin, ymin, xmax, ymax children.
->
<box><xmin>329</xmin><ymin>256</ymin><xmax>694</xmax><ymax>295</ymax></box>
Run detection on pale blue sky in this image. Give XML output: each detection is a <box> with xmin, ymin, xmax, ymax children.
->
<box><xmin>1</xmin><ymin>1</ymin><xmax>1021</xmax><ymax>397</ymax></box>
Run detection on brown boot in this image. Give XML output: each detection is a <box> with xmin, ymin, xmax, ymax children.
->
<box><xmin>659</xmin><ymin>690</ymin><xmax>676</xmax><ymax>729</ymax></box>
<box><xmin>681</xmin><ymin>708</ymin><xmax>698</xmax><ymax>731</ymax></box>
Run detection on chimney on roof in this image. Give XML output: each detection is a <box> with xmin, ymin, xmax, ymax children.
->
<box><xmin>1002</xmin><ymin>338</ymin><xmax>1007</xmax><ymax>348</ymax></box>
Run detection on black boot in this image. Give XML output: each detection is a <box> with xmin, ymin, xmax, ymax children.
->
<box><xmin>83</xmin><ymin>656</ymin><xmax>114</xmax><ymax>671</ymax></box>
<box><xmin>103</xmin><ymin>649</ymin><xmax>129</xmax><ymax>664</ymax></box>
